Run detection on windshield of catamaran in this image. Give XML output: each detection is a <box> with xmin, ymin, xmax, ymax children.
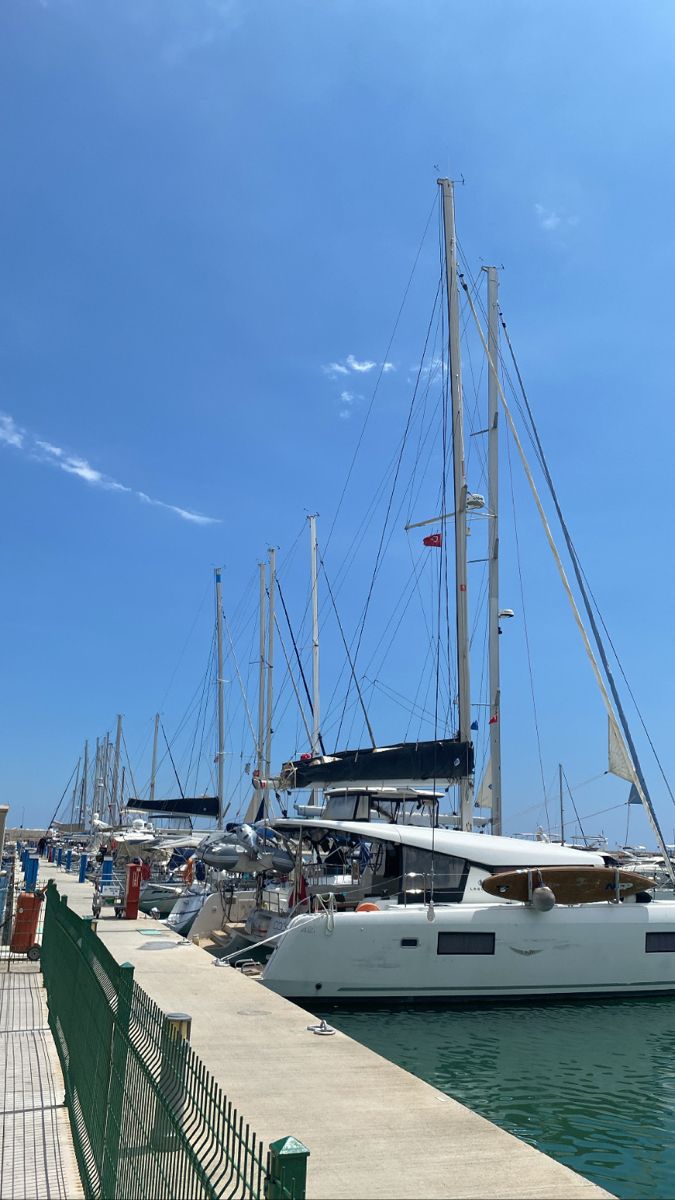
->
<box><xmin>401</xmin><ymin>846</ymin><xmax>468</xmax><ymax>903</ymax></box>
<box><xmin>301</xmin><ymin>830</ymin><xmax>469</xmax><ymax>904</ymax></box>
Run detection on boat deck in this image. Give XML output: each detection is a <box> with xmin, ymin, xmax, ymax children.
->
<box><xmin>43</xmin><ymin>861</ymin><xmax>613</xmax><ymax>1200</ymax></box>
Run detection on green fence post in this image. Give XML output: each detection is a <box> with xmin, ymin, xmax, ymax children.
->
<box><xmin>267</xmin><ymin>1136</ymin><xmax>310</xmax><ymax>1199</ymax></box>
<box><xmin>101</xmin><ymin>961</ymin><xmax>134</xmax><ymax>1199</ymax></box>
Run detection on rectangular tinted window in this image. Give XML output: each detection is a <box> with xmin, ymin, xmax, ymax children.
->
<box><xmin>401</xmin><ymin>938</ymin><xmax>418</xmax><ymax>948</ymax></box>
<box><xmin>646</xmin><ymin>931</ymin><xmax>675</xmax><ymax>953</ymax></box>
<box><xmin>437</xmin><ymin>932</ymin><xmax>495</xmax><ymax>955</ymax></box>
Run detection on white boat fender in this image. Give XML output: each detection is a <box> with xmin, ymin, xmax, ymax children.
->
<box><xmin>532</xmin><ymin>885</ymin><xmax>555</xmax><ymax>912</ymax></box>
<box><xmin>307</xmin><ymin>1020</ymin><xmax>335</xmax><ymax>1036</ymax></box>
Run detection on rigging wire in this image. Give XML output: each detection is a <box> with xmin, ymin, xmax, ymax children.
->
<box><xmin>319</xmin><ymin>555</ymin><xmax>376</xmax><ymax>747</ymax></box>
<box><xmin>561</xmin><ymin>766</ymin><xmax>589</xmax><ymax>845</ymax></box>
<box><xmin>333</xmin><ymin>272</ymin><xmax>445</xmax><ymax>748</ymax></box>
<box><xmin>161</xmin><ymin>721</ymin><xmax>185</xmax><ymax>799</ymax></box>
<box><xmin>324</xmin><ymin>193</ymin><xmax>438</xmax><ymax>555</ymax></box>
<box><xmin>46</xmin><ymin>760</ymin><xmax>80</xmax><ymax>830</ymax></box>
<box><xmin>276</xmin><ymin>576</ymin><xmax>324</xmax><ymax>754</ymax></box>
<box><xmin>505</xmin><ymin>413</ymin><xmax>550</xmax><ymax>824</ymax></box>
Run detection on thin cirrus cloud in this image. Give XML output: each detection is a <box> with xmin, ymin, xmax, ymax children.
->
<box><xmin>0</xmin><ymin>413</ymin><xmax>219</xmax><ymax>526</ymax></box>
<box><xmin>338</xmin><ymin>389</ymin><xmax>358</xmax><ymax>420</ymax></box>
<box><xmin>322</xmin><ymin>353</ymin><xmax>395</xmax><ymax>379</ymax></box>
<box><xmin>534</xmin><ymin>203</ymin><xmax>579</xmax><ymax>233</ymax></box>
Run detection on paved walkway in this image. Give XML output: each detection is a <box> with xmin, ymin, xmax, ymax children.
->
<box><xmin>45</xmin><ymin>862</ymin><xmax>613</xmax><ymax>1200</ymax></box>
<box><xmin>0</xmin><ymin>963</ymin><xmax>83</xmax><ymax>1200</ymax></box>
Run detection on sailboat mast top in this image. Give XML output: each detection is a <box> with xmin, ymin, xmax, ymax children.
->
<box><xmin>215</xmin><ymin>567</ymin><xmax>226</xmax><ymax>826</ymax></box>
<box><xmin>486</xmin><ymin>265</ymin><xmax>502</xmax><ymax>835</ymax></box>
<box><xmin>438</xmin><ymin>178</ymin><xmax>473</xmax><ymax>831</ymax></box>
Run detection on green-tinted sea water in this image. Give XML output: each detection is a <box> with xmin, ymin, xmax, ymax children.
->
<box><xmin>313</xmin><ymin>996</ymin><xmax>675</xmax><ymax>1198</ymax></box>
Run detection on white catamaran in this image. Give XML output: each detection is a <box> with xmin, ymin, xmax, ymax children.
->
<box><xmin>256</xmin><ymin>179</ymin><xmax>675</xmax><ymax>1002</ymax></box>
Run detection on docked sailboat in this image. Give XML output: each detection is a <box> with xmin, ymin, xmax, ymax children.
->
<box><xmin>257</xmin><ymin>178</ymin><xmax>675</xmax><ymax>1002</ymax></box>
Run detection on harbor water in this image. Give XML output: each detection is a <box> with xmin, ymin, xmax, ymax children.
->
<box><xmin>314</xmin><ymin>996</ymin><xmax>675</xmax><ymax>1199</ymax></box>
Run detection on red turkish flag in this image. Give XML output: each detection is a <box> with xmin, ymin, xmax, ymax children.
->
<box><xmin>423</xmin><ymin>532</ymin><xmax>442</xmax><ymax>547</ymax></box>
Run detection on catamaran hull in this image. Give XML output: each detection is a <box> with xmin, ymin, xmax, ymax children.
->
<box><xmin>260</xmin><ymin>901</ymin><xmax>675</xmax><ymax>1001</ymax></box>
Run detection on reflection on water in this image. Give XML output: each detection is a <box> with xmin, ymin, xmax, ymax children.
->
<box><xmin>313</xmin><ymin>997</ymin><xmax>675</xmax><ymax>1198</ymax></box>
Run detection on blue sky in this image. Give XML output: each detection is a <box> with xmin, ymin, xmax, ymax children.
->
<box><xmin>3</xmin><ymin>0</ymin><xmax>675</xmax><ymax>846</ymax></box>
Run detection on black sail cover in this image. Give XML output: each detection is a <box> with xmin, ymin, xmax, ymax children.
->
<box><xmin>125</xmin><ymin>797</ymin><xmax>219</xmax><ymax>819</ymax></box>
<box><xmin>279</xmin><ymin>739</ymin><xmax>474</xmax><ymax>790</ymax></box>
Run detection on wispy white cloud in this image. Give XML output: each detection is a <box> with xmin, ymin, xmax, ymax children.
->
<box><xmin>338</xmin><ymin>389</ymin><xmax>358</xmax><ymax>420</ymax></box>
<box><xmin>322</xmin><ymin>354</ymin><xmax>395</xmax><ymax>379</ymax></box>
<box><xmin>534</xmin><ymin>203</ymin><xmax>579</xmax><ymax>233</ymax></box>
<box><xmin>0</xmin><ymin>414</ymin><xmax>24</xmax><ymax>448</ymax></box>
<box><xmin>322</xmin><ymin>362</ymin><xmax>350</xmax><ymax>378</ymax></box>
<box><xmin>346</xmin><ymin>354</ymin><xmax>376</xmax><ymax>373</ymax></box>
<box><xmin>1</xmin><ymin>413</ymin><xmax>219</xmax><ymax>526</ymax></box>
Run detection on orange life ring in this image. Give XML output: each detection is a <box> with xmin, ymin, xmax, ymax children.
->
<box><xmin>355</xmin><ymin>902</ymin><xmax>380</xmax><ymax>912</ymax></box>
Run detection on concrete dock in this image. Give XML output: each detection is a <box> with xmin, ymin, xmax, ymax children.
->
<box><xmin>0</xmin><ymin>962</ymin><xmax>83</xmax><ymax>1200</ymax></box>
<box><xmin>40</xmin><ymin>861</ymin><xmax>612</xmax><ymax>1200</ymax></box>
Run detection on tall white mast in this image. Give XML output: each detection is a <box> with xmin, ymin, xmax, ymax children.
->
<box><xmin>559</xmin><ymin>763</ymin><xmax>565</xmax><ymax>844</ymax></box>
<box><xmin>439</xmin><ymin>178</ymin><xmax>473</xmax><ymax>831</ymax></box>
<box><xmin>69</xmin><ymin>758</ymin><xmax>81</xmax><ymax>826</ymax></box>
<box><xmin>256</xmin><ymin>561</ymin><xmax>267</xmax><ymax>793</ymax></box>
<box><xmin>80</xmin><ymin>738</ymin><xmax>89</xmax><ymax>828</ymax></box>
<box><xmin>111</xmin><ymin>714</ymin><xmax>123</xmax><ymax>827</ymax></box>
<box><xmin>94</xmin><ymin>736</ymin><xmax>101</xmax><ymax>820</ymax></box>
<box><xmin>309</xmin><ymin>514</ymin><xmax>321</xmax><ymax>805</ymax></box>
<box><xmin>102</xmin><ymin>732</ymin><xmax>111</xmax><ymax>822</ymax></box>
<box><xmin>215</xmin><ymin>567</ymin><xmax>225</xmax><ymax>826</ymax></box>
<box><xmin>264</xmin><ymin>548</ymin><xmax>276</xmax><ymax>818</ymax></box>
<box><xmin>486</xmin><ymin>265</ymin><xmax>502</xmax><ymax>835</ymax></box>
<box><xmin>149</xmin><ymin>713</ymin><xmax>160</xmax><ymax>807</ymax></box>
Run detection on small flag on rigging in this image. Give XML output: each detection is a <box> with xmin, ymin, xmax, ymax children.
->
<box><xmin>423</xmin><ymin>532</ymin><xmax>442</xmax><ymax>547</ymax></box>
<box><xmin>489</xmin><ymin>713</ymin><xmax>498</xmax><ymax>725</ymax></box>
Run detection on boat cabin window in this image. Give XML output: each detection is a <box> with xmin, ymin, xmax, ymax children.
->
<box><xmin>400</xmin><ymin>846</ymin><xmax>468</xmax><ymax>904</ymax></box>
<box><xmin>645</xmin><ymin>932</ymin><xmax>675</xmax><ymax>953</ymax></box>
<box><xmin>437</xmin><ymin>932</ymin><xmax>495</xmax><ymax>955</ymax></box>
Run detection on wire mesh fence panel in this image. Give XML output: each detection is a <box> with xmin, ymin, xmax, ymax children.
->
<box><xmin>41</xmin><ymin>883</ymin><xmax>307</xmax><ymax>1200</ymax></box>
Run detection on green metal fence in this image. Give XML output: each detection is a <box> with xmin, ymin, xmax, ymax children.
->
<box><xmin>41</xmin><ymin>882</ymin><xmax>308</xmax><ymax>1200</ymax></box>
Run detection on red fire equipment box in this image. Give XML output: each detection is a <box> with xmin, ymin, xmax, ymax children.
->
<box><xmin>125</xmin><ymin>862</ymin><xmax>142</xmax><ymax>920</ymax></box>
<box><xmin>11</xmin><ymin>891</ymin><xmax>44</xmax><ymax>959</ymax></box>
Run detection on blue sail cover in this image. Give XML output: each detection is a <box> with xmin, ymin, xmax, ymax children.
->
<box><xmin>279</xmin><ymin>739</ymin><xmax>474</xmax><ymax>790</ymax></box>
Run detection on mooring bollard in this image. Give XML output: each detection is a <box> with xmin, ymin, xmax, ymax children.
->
<box><xmin>267</xmin><ymin>1136</ymin><xmax>310</xmax><ymax>1200</ymax></box>
<box><xmin>65</xmin><ymin>849</ymin><xmax>73</xmax><ymax>873</ymax></box>
<box><xmin>78</xmin><ymin>853</ymin><xmax>88</xmax><ymax>883</ymax></box>
<box><xmin>166</xmin><ymin>1012</ymin><xmax>192</xmax><ymax>1041</ymax></box>
<box><xmin>57</xmin><ymin>846</ymin><xmax>63</xmax><ymax>868</ymax></box>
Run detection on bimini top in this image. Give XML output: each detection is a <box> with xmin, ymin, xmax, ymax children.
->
<box><xmin>273</xmin><ymin>818</ymin><xmax>606</xmax><ymax>869</ymax></box>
